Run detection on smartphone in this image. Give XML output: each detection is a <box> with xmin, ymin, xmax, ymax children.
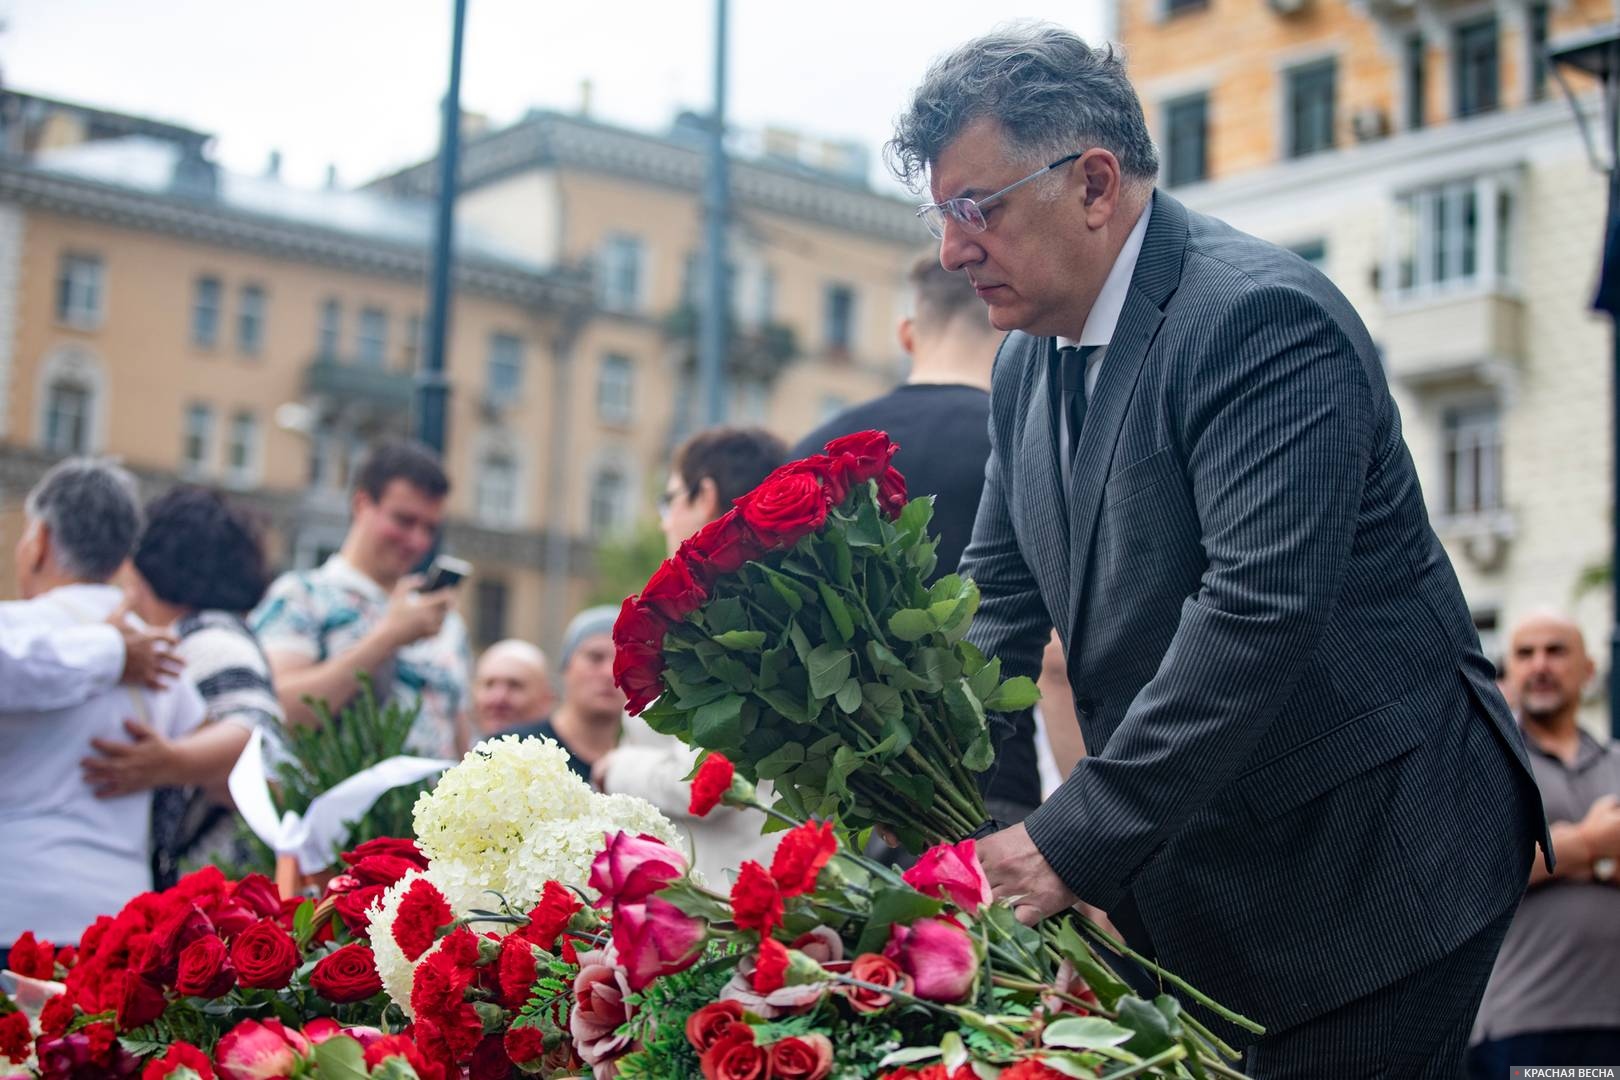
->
<box><xmin>419</xmin><ymin>555</ymin><xmax>472</xmax><ymax>593</ymax></box>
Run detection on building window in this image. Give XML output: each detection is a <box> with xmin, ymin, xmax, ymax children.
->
<box><xmin>1286</xmin><ymin>59</ymin><xmax>1337</xmax><ymax>159</ymax></box>
<box><xmin>588</xmin><ymin>466</ymin><xmax>628</xmax><ymax>537</ymax></box>
<box><xmin>403</xmin><ymin>313</ymin><xmax>423</xmax><ymax>370</ymax></box>
<box><xmin>318</xmin><ymin>299</ymin><xmax>342</xmax><ymax>358</ymax></box>
<box><xmin>43</xmin><ymin>380</ymin><xmax>92</xmax><ymax>454</ymax></box>
<box><xmin>1473</xmin><ymin>608</ymin><xmax>1503</xmax><ymax>673</ymax></box>
<box><xmin>1454</xmin><ymin>16</ymin><xmax>1500</xmax><ymax>119</ymax></box>
<box><xmin>487</xmin><ymin>333</ymin><xmax>524</xmax><ymax>399</ymax></box>
<box><xmin>56</xmin><ymin>253</ymin><xmax>103</xmax><ymax>327</ymax></box>
<box><xmin>476</xmin><ymin>453</ymin><xmax>518</xmax><ymax>525</ymax></box>
<box><xmin>357</xmin><ymin>307</ymin><xmax>388</xmax><ymax>367</ymax></box>
<box><xmin>1164</xmin><ymin>93</ymin><xmax>1210</xmax><ymax>187</ymax></box>
<box><xmin>182</xmin><ymin>403</ymin><xmax>214</xmax><ymax>477</ymax></box>
<box><xmin>598</xmin><ymin>354</ymin><xmax>634</xmax><ymax>425</ymax></box>
<box><xmin>192</xmin><ymin>276</ymin><xmax>222</xmax><ymax>347</ymax></box>
<box><xmin>474</xmin><ymin>579</ymin><xmax>509</xmax><ymax>650</ymax></box>
<box><xmin>598</xmin><ymin>234</ymin><xmax>645</xmax><ymax>313</ymax></box>
<box><xmin>824</xmin><ymin>284</ymin><xmax>856</xmax><ymax>352</ymax></box>
<box><xmin>1392</xmin><ymin>175</ymin><xmax>1514</xmax><ymax>296</ymax></box>
<box><xmin>1528</xmin><ymin>3</ymin><xmax>1550</xmax><ymax>103</ymax></box>
<box><xmin>1441</xmin><ymin>401</ymin><xmax>1503</xmax><ymax>517</ymax></box>
<box><xmin>226</xmin><ymin>410</ymin><xmax>258</xmax><ymax>486</ymax></box>
<box><xmin>1404</xmin><ymin>34</ymin><xmax>1427</xmax><ymax>130</ymax></box>
<box><xmin>238</xmin><ymin>284</ymin><xmax>266</xmax><ymax>356</ymax></box>
<box><xmin>1286</xmin><ymin>239</ymin><xmax>1328</xmax><ymax>270</ymax></box>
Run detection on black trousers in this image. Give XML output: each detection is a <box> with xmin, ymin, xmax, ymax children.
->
<box><xmin>1242</xmin><ymin>905</ymin><xmax>1517</xmax><ymax>1080</ymax></box>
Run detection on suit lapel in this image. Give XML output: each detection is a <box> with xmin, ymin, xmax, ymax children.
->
<box><xmin>1016</xmin><ymin>334</ymin><xmax>1071</xmax><ymax>601</ymax></box>
<box><xmin>1063</xmin><ymin>191</ymin><xmax>1190</xmax><ymax>640</ymax></box>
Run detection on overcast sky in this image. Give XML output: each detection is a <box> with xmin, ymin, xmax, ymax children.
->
<box><xmin>0</xmin><ymin>1</ymin><xmax>1107</xmax><ymax>193</ymax></box>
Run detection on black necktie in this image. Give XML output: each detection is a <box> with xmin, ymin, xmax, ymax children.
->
<box><xmin>1057</xmin><ymin>344</ymin><xmax>1098</xmax><ymax>493</ymax></box>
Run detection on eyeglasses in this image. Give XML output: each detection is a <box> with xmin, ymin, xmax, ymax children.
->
<box><xmin>915</xmin><ymin>152</ymin><xmax>1084</xmax><ymax>240</ymax></box>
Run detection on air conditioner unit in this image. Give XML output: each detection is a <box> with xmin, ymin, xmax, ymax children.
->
<box><xmin>1352</xmin><ymin>107</ymin><xmax>1391</xmax><ymax>142</ymax></box>
<box><xmin>1269</xmin><ymin>0</ymin><xmax>1309</xmax><ymax>14</ymax></box>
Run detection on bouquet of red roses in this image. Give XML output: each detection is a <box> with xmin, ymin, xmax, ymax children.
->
<box><xmin>613</xmin><ymin>431</ymin><xmax>1038</xmax><ymax>850</ymax></box>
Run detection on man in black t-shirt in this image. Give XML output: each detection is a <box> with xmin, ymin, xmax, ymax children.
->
<box><xmin>795</xmin><ymin>253</ymin><xmax>1044</xmax><ymax>827</ymax></box>
<box><xmin>510</xmin><ymin>606</ymin><xmax>621</xmax><ymax>780</ymax></box>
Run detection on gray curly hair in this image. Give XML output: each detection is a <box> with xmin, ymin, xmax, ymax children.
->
<box><xmin>887</xmin><ymin>22</ymin><xmax>1159</xmax><ymax>192</ymax></box>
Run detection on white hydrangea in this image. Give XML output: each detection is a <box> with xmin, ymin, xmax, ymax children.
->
<box><xmin>370</xmin><ymin>736</ymin><xmax>687</xmax><ymax>1013</ymax></box>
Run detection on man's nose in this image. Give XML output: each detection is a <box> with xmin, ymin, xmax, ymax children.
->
<box><xmin>938</xmin><ymin>218</ymin><xmax>983</xmax><ymax>273</ymax></box>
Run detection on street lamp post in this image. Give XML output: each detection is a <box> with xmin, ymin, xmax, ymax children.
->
<box><xmin>418</xmin><ymin>0</ymin><xmax>469</xmax><ymax>458</ymax></box>
<box><xmin>1549</xmin><ymin>24</ymin><xmax>1620</xmax><ymax>739</ymax></box>
<box><xmin>697</xmin><ymin>0</ymin><xmax>730</xmax><ymax>428</ymax></box>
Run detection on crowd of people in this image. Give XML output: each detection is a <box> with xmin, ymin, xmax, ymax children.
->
<box><xmin>2</xmin><ymin>238</ymin><xmax>1616</xmax><ymax>1072</ymax></box>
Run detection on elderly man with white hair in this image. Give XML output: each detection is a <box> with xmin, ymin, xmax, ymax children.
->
<box><xmin>0</xmin><ymin>459</ymin><xmax>205</xmax><ymax>970</ymax></box>
<box><xmin>471</xmin><ymin>638</ymin><xmax>556</xmax><ymax>742</ymax></box>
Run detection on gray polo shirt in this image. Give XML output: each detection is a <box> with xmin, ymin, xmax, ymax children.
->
<box><xmin>1472</xmin><ymin>728</ymin><xmax>1620</xmax><ymax>1042</ymax></box>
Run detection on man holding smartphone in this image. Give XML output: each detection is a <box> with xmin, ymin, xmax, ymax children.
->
<box><xmin>252</xmin><ymin>440</ymin><xmax>471</xmax><ymax>758</ymax></box>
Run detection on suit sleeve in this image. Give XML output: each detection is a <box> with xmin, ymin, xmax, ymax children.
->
<box><xmin>960</xmin><ymin>335</ymin><xmax>1056</xmax><ymax>804</ymax></box>
<box><xmin>1022</xmin><ymin>286</ymin><xmax>1374</xmax><ymax>910</ymax></box>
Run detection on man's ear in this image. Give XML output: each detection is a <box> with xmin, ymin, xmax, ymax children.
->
<box><xmin>897</xmin><ymin>316</ymin><xmax>917</xmax><ymax>358</ymax></box>
<box><xmin>25</xmin><ymin>521</ymin><xmax>49</xmax><ymax>575</ymax></box>
<box><xmin>1078</xmin><ymin>148</ymin><xmax>1123</xmax><ymax>229</ymax></box>
<box><xmin>694</xmin><ymin>476</ymin><xmax>722</xmax><ymax>521</ymax></box>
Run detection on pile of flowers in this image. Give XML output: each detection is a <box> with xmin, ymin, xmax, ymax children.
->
<box><xmin>614</xmin><ymin>431</ymin><xmax>1040</xmax><ymax>850</ymax></box>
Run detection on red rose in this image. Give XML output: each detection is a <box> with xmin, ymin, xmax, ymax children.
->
<box><xmin>752</xmin><ymin>936</ymin><xmax>789</xmax><ymax>993</ymax></box>
<box><xmin>689</xmin><ymin>752</ymin><xmax>736</xmax><ymax>817</ymax></box>
<box><xmin>612</xmin><ymin>898</ymin><xmax>707</xmax><ymax>991</ymax></box>
<box><xmin>823</xmin><ymin>430</ymin><xmax>898</xmax><ymax>480</ymax></box>
<box><xmin>8</xmin><ymin>931</ymin><xmax>55</xmax><ymax>979</ymax></box>
<box><xmin>877</xmin><ymin>465</ymin><xmax>908</xmax><ymax>518</ymax></box>
<box><xmin>229</xmin><ymin>919</ymin><xmax>300</xmax><ymax>991</ymax></box>
<box><xmin>229</xmin><ymin>875</ymin><xmax>283</xmax><ymax>920</ymax></box>
<box><xmin>769</xmin><ymin>1034</ymin><xmax>835</xmax><ymax>1080</ymax></box>
<box><xmin>0</xmin><ymin>1011</ymin><xmax>31</xmax><ymax>1065</ymax></box>
<box><xmin>310</xmin><ymin>943</ymin><xmax>382</xmax><ymax>1003</ymax></box>
<box><xmin>734</xmin><ymin>471</ymin><xmax>829</xmax><ymax>549</ymax></box>
<box><xmin>393</xmin><ymin>878</ymin><xmax>454</xmax><ymax>961</ymax></box>
<box><xmin>138</xmin><ymin>903</ymin><xmax>213</xmax><ymax>986</ymax></box>
<box><xmin>641</xmin><ymin>557</ymin><xmax>708</xmax><ymax>621</ymax></box>
<box><xmin>39</xmin><ymin>994</ymin><xmax>76</xmax><ymax>1040</ymax></box>
<box><xmin>613</xmin><ymin>639</ymin><xmax>665</xmax><ymax>716</ymax></box>
<box><xmin>115</xmin><ymin>970</ymin><xmax>168</xmax><ymax>1031</ymax></box>
<box><xmin>682</xmin><ymin>510</ymin><xmax>767</xmax><ymax>579</ymax></box>
<box><xmin>174</xmin><ymin>935</ymin><xmax>235</xmax><ymax>999</ymax></box>
<box><xmin>684</xmin><ymin>1000</ymin><xmax>745</xmax><ymax>1053</ymax></box>
<box><xmin>700</xmin><ymin>1023</ymin><xmax>769</xmax><ymax>1080</ymax></box>
<box><xmin>347</xmin><ymin>854</ymin><xmax>421</xmax><ymax>889</ymax></box>
<box><xmin>729</xmin><ymin>860</ymin><xmax>784</xmax><ymax>934</ymax></box>
<box><xmin>519</xmin><ymin>880</ymin><xmax>585</xmax><ymax>951</ymax></box>
<box><xmin>588</xmin><ymin>831</ymin><xmax>688</xmax><ymax>908</ymax></box>
<box><xmin>766</xmin><ymin>456</ymin><xmax>856</xmax><ymax>508</ymax></box>
<box><xmin>141</xmin><ymin>1041</ymin><xmax>214</xmax><ymax>1080</ymax></box>
<box><xmin>770</xmin><ymin>820</ymin><xmax>837</xmax><ymax>897</ymax></box>
<box><xmin>612</xmin><ymin>596</ymin><xmax>669</xmax><ymax>649</ymax></box>
<box><xmin>332</xmin><ymin>885</ymin><xmax>386</xmax><ymax>937</ymax></box>
<box><xmin>833</xmin><ymin>953</ymin><xmax>913</xmax><ymax>1013</ymax></box>
<box><xmin>503</xmin><ymin>1024</ymin><xmax>546</xmax><ymax>1066</ymax></box>
<box><xmin>341</xmin><ymin>837</ymin><xmax>429</xmax><ymax>871</ymax></box>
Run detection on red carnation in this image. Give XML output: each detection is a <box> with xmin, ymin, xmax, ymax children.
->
<box><xmin>498</xmin><ymin>935</ymin><xmax>539</xmax><ymax>1009</ymax></box>
<box><xmin>641</xmin><ymin>557</ymin><xmax>708</xmax><ymax>622</ymax></box>
<box><xmin>998</xmin><ymin>1060</ymin><xmax>1074</xmax><ymax>1080</ymax></box>
<box><xmin>503</xmin><ymin>1025</ymin><xmax>547</xmax><ymax>1066</ymax></box>
<box><xmin>0</xmin><ymin>1012</ymin><xmax>31</xmax><ymax>1066</ymax></box>
<box><xmin>689</xmin><ymin>753</ymin><xmax>736</xmax><ymax>817</ymax></box>
<box><xmin>734</xmin><ymin>471</ymin><xmax>829</xmax><ymax>549</ymax></box>
<box><xmin>393</xmin><ymin>878</ymin><xmax>454</xmax><ymax>962</ymax></box>
<box><xmin>770</xmin><ymin>820</ymin><xmax>837</xmax><ymax>897</ymax></box>
<box><xmin>39</xmin><ymin>994</ymin><xmax>76</xmax><ymax>1040</ymax></box>
<box><xmin>824</xmin><ymin>430</ymin><xmax>898</xmax><ymax>481</ymax></box>
<box><xmin>519</xmin><ymin>880</ymin><xmax>584</xmax><ymax>951</ymax></box>
<box><xmin>311</xmin><ymin>943</ymin><xmax>383</xmax><ymax>1003</ymax></box>
<box><xmin>752</xmin><ymin>936</ymin><xmax>789</xmax><ymax>993</ymax></box>
<box><xmin>729</xmin><ymin>860</ymin><xmax>784</xmax><ymax>935</ymax></box>
<box><xmin>230</xmin><ymin>919</ymin><xmax>299</xmax><ymax>991</ymax></box>
<box><xmin>7</xmin><ymin>931</ymin><xmax>55</xmax><ymax>980</ymax></box>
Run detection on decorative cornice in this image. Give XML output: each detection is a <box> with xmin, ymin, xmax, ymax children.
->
<box><xmin>370</xmin><ymin>112</ymin><xmax>928</xmax><ymax>246</ymax></box>
<box><xmin>0</xmin><ymin>162</ymin><xmax>593</xmax><ymax>310</ymax></box>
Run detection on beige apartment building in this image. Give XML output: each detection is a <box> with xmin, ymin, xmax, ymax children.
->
<box><xmin>0</xmin><ymin>91</ymin><xmax>927</xmax><ymax>652</ymax></box>
<box><xmin>1118</xmin><ymin>0</ymin><xmax>1616</xmax><ymax>717</ymax></box>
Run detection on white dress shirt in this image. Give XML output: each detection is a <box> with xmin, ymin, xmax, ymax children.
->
<box><xmin>1057</xmin><ymin>199</ymin><xmax>1154</xmax><ymax>398</ymax></box>
<box><xmin>0</xmin><ymin>621</ymin><xmax>124</xmax><ymax>712</ymax></box>
<box><xmin>0</xmin><ymin>584</ymin><xmax>207</xmax><ymax>945</ymax></box>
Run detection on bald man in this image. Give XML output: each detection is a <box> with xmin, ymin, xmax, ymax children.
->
<box><xmin>1469</xmin><ymin>611</ymin><xmax>1620</xmax><ymax>1076</ymax></box>
<box><xmin>471</xmin><ymin>639</ymin><xmax>555</xmax><ymax>741</ymax></box>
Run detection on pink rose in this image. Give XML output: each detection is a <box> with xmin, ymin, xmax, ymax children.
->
<box><xmin>214</xmin><ymin>1019</ymin><xmax>310</xmax><ymax>1080</ymax></box>
<box><xmin>903</xmin><ymin>839</ymin><xmax>993</xmax><ymax>913</ymax></box>
<box><xmin>299</xmin><ymin>1019</ymin><xmax>343</xmax><ymax>1045</ymax></box>
<box><xmin>611</xmin><ymin>897</ymin><xmax>706</xmax><ymax>991</ymax></box>
<box><xmin>587</xmin><ymin>831</ymin><xmax>687</xmax><ymax>908</ymax></box>
<box><xmin>884</xmin><ymin>918</ymin><xmax>978</xmax><ymax>1003</ymax></box>
<box><xmin>570</xmin><ymin>948</ymin><xmax>636</xmax><ymax>1070</ymax></box>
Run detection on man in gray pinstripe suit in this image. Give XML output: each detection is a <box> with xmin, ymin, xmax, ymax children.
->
<box><xmin>890</xmin><ymin>25</ymin><xmax>1549</xmax><ymax>1077</ymax></box>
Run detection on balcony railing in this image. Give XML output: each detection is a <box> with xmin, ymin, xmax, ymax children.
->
<box><xmin>303</xmin><ymin>356</ymin><xmax>416</xmax><ymax>413</ymax></box>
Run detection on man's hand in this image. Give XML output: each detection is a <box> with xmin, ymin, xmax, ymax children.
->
<box><xmin>82</xmin><ymin>719</ymin><xmax>177</xmax><ymax>797</ymax></box>
<box><xmin>376</xmin><ymin>575</ymin><xmax>457</xmax><ymax>648</ymax></box>
<box><xmin>977</xmin><ymin>822</ymin><xmax>1079</xmax><ymax>926</ymax></box>
<box><xmin>110</xmin><ymin>607</ymin><xmax>182</xmax><ymax>690</ymax></box>
<box><xmin>590</xmin><ymin>751</ymin><xmax>615</xmax><ymax>792</ymax></box>
<box><xmin>1580</xmin><ymin>793</ymin><xmax>1620</xmax><ymax>860</ymax></box>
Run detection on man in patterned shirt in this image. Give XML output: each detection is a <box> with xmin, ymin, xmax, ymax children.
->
<box><xmin>252</xmin><ymin>440</ymin><xmax>470</xmax><ymax>758</ymax></box>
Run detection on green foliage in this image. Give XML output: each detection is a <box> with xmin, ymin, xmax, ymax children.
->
<box><xmin>589</xmin><ymin>518</ymin><xmax>671</xmax><ymax>609</ymax></box>
<box><xmin>615</xmin><ymin>951</ymin><xmax>738</xmax><ymax>1079</ymax></box>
